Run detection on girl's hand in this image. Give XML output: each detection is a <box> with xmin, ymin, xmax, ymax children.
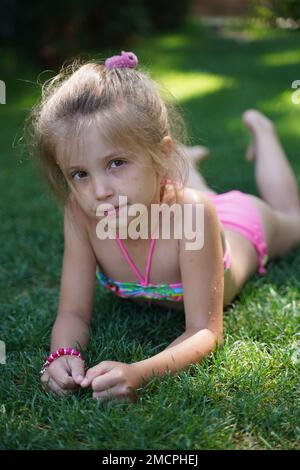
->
<box><xmin>80</xmin><ymin>361</ymin><xmax>141</xmax><ymax>403</ymax></box>
<box><xmin>40</xmin><ymin>355</ymin><xmax>86</xmax><ymax>396</ymax></box>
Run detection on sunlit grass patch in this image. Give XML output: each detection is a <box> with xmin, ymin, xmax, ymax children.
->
<box><xmin>157</xmin><ymin>72</ymin><xmax>235</xmax><ymax>102</ymax></box>
<box><xmin>261</xmin><ymin>49</ymin><xmax>300</xmax><ymax>67</ymax></box>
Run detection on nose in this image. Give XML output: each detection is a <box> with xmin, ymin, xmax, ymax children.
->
<box><xmin>93</xmin><ymin>177</ymin><xmax>114</xmax><ymax>202</ymax></box>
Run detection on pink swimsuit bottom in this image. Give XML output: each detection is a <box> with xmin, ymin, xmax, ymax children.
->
<box><xmin>206</xmin><ymin>190</ymin><xmax>268</xmax><ymax>275</ymax></box>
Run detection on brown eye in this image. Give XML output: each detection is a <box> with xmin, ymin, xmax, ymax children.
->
<box><xmin>110</xmin><ymin>159</ymin><xmax>125</xmax><ymax>169</ymax></box>
<box><xmin>71</xmin><ymin>170</ymin><xmax>87</xmax><ymax>180</ymax></box>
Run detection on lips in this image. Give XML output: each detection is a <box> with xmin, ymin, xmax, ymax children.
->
<box><xmin>105</xmin><ymin>206</ymin><xmax>119</xmax><ymax>214</ymax></box>
<box><xmin>104</xmin><ymin>205</ymin><xmax>127</xmax><ymax>216</ymax></box>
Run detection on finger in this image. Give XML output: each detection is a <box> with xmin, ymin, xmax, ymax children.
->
<box><xmin>81</xmin><ymin>362</ymin><xmax>113</xmax><ymax>388</ymax></box>
<box><xmin>91</xmin><ymin>371</ymin><xmax>119</xmax><ymax>392</ymax></box>
<box><xmin>93</xmin><ymin>385</ymin><xmax>135</xmax><ymax>403</ymax></box>
<box><xmin>92</xmin><ymin>385</ymin><xmax>122</xmax><ymax>402</ymax></box>
<box><xmin>48</xmin><ymin>363</ymin><xmax>78</xmax><ymax>390</ymax></box>
<box><xmin>41</xmin><ymin>375</ymin><xmax>74</xmax><ymax>396</ymax></box>
<box><xmin>41</xmin><ymin>372</ymin><xmax>51</xmax><ymax>389</ymax></box>
<box><xmin>67</xmin><ymin>357</ymin><xmax>86</xmax><ymax>385</ymax></box>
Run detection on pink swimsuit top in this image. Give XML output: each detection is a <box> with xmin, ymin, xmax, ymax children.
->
<box><xmin>96</xmin><ymin>233</ymin><xmax>231</xmax><ymax>302</ymax></box>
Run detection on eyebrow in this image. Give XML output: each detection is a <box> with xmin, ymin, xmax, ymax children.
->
<box><xmin>63</xmin><ymin>153</ymin><xmax>122</xmax><ymax>171</ymax></box>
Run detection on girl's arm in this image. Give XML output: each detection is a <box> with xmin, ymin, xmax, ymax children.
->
<box><xmin>133</xmin><ymin>191</ymin><xmax>224</xmax><ymax>382</ymax></box>
<box><xmin>50</xmin><ymin>197</ymin><xmax>97</xmax><ymax>352</ymax></box>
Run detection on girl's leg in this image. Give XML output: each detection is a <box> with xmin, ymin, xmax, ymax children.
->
<box><xmin>182</xmin><ymin>144</ymin><xmax>217</xmax><ymax>194</ymax></box>
<box><xmin>178</xmin><ymin>143</ymin><xmax>210</xmax><ymax>165</ymax></box>
<box><xmin>243</xmin><ymin>109</ymin><xmax>300</xmax><ymax>214</ymax></box>
<box><xmin>243</xmin><ymin>109</ymin><xmax>300</xmax><ymax>258</ymax></box>
<box><xmin>186</xmin><ymin>162</ymin><xmax>217</xmax><ymax>193</ymax></box>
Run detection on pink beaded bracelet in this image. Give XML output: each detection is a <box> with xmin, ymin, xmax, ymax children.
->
<box><xmin>40</xmin><ymin>347</ymin><xmax>85</xmax><ymax>375</ymax></box>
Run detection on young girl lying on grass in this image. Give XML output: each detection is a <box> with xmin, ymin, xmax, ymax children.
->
<box><xmin>26</xmin><ymin>51</ymin><xmax>300</xmax><ymax>403</ymax></box>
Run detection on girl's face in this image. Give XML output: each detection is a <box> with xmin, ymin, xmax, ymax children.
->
<box><xmin>57</xmin><ymin>125</ymin><xmax>168</xmax><ymax>224</ymax></box>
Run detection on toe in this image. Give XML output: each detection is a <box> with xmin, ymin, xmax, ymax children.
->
<box><xmin>242</xmin><ymin>109</ymin><xmax>259</xmax><ymax>127</ymax></box>
<box><xmin>242</xmin><ymin>109</ymin><xmax>274</xmax><ymax>133</ymax></box>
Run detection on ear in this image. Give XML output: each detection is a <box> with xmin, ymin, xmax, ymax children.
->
<box><xmin>159</xmin><ymin>136</ymin><xmax>173</xmax><ymax>157</ymax></box>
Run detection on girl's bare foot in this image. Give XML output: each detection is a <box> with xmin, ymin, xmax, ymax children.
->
<box><xmin>242</xmin><ymin>109</ymin><xmax>275</xmax><ymax>162</ymax></box>
<box><xmin>178</xmin><ymin>144</ymin><xmax>210</xmax><ymax>166</ymax></box>
<box><xmin>242</xmin><ymin>108</ymin><xmax>300</xmax><ymax>215</ymax></box>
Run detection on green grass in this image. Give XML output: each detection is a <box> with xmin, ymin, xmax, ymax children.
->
<box><xmin>1</xmin><ymin>16</ymin><xmax>300</xmax><ymax>450</ymax></box>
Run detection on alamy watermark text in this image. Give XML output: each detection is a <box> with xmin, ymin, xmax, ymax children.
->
<box><xmin>95</xmin><ymin>196</ymin><xmax>204</xmax><ymax>250</ymax></box>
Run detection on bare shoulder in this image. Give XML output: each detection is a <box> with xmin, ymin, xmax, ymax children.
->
<box><xmin>176</xmin><ymin>186</ymin><xmax>221</xmax><ymax>222</ymax></box>
<box><xmin>177</xmin><ymin>187</ymin><xmax>223</xmax><ymax>250</ymax></box>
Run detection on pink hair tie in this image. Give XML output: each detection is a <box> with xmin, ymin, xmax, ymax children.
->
<box><xmin>105</xmin><ymin>51</ymin><xmax>138</xmax><ymax>70</ymax></box>
<box><xmin>40</xmin><ymin>347</ymin><xmax>85</xmax><ymax>375</ymax></box>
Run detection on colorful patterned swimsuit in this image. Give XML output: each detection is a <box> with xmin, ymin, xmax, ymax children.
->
<box><xmin>96</xmin><ymin>233</ymin><xmax>232</xmax><ymax>303</ymax></box>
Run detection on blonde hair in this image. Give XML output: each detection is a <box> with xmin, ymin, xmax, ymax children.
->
<box><xmin>24</xmin><ymin>56</ymin><xmax>191</xmax><ymax>206</ymax></box>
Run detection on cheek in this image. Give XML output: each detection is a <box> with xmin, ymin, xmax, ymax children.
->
<box><xmin>138</xmin><ymin>168</ymin><xmax>157</xmax><ymax>186</ymax></box>
<box><xmin>72</xmin><ymin>191</ymin><xmax>91</xmax><ymax>210</ymax></box>
<box><xmin>143</xmin><ymin>172</ymin><xmax>158</xmax><ymax>194</ymax></box>
<box><xmin>71</xmin><ymin>182</ymin><xmax>90</xmax><ymax>198</ymax></box>
<box><xmin>121</xmin><ymin>166</ymin><xmax>158</xmax><ymax>200</ymax></box>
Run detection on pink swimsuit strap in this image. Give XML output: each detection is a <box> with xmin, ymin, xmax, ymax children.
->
<box><xmin>116</xmin><ymin>233</ymin><xmax>156</xmax><ymax>287</ymax></box>
<box><xmin>115</xmin><ymin>230</ymin><xmax>231</xmax><ymax>286</ymax></box>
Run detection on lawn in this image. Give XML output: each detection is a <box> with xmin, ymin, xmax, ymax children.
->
<box><xmin>0</xmin><ymin>16</ymin><xmax>300</xmax><ymax>450</ymax></box>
